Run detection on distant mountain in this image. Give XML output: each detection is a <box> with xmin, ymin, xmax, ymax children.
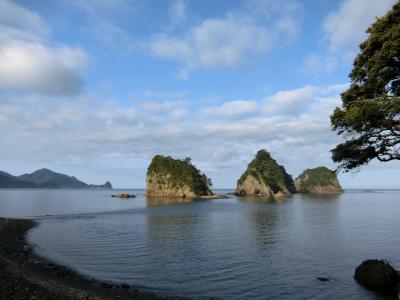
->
<box><xmin>0</xmin><ymin>168</ymin><xmax>113</xmax><ymax>189</ymax></box>
<box><xmin>0</xmin><ymin>171</ymin><xmax>38</xmax><ymax>188</ymax></box>
<box><xmin>88</xmin><ymin>181</ymin><xmax>113</xmax><ymax>189</ymax></box>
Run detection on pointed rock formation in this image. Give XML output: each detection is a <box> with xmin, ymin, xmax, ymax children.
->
<box><xmin>235</xmin><ymin>150</ymin><xmax>296</xmax><ymax>200</ymax></box>
<box><xmin>146</xmin><ymin>155</ymin><xmax>213</xmax><ymax>198</ymax></box>
<box><xmin>294</xmin><ymin>166</ymin><xmax>343</xmax><ymax>193</ymax></box>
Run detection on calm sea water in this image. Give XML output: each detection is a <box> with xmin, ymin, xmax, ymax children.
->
<box><xmin>1</xmin><ymin>189</ymin><xmax>399</xmax><ymax>299</ymax></box>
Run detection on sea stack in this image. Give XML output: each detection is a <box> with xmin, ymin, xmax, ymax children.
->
<box><xmin>294</xmin><ymin>166</ymin><xmax>343</xmax><ymax>193</ymax></box>
<box><xmin>146</xmin><ymin>155</ymin><xmax>213</xmax><ymax>198</ymax></box>
<box><xmin>235</xmin><ymin>150</ymin><xmax>296</xmax><ymax>200</ymax></box>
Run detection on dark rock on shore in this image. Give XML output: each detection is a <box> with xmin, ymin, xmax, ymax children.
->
<box><xmin>112</xmin><ymin>193</ymin><xmax>136</xmax><ymax>198</ymax></box>
<box><xmin>354</xmin><ymin>259</ymin><xmax>399</xmax><ymax>292</ymax></box>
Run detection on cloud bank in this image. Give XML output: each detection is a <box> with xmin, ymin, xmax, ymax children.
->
<box><xmin>148</xmin><ymin>0</ymin><xmax>301</xmax><ymax>72</ymax></box>
<box><xmin>0</xmin><ymin>84</ymin><xmax>346</xmax><ymax>187</ymax></box>
<box><xmin>0</xmin><ymin>0</ymin><xmax>87</xmax><ymax>96</ymax></box>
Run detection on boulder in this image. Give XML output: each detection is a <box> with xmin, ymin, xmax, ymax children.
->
<box><xmin>111</xmin><ymin>193</ymin><xmax>136</xmax><ymax>198</ymax></box>
<box><xmin>354</xmin><ymin>259</ymin><xmax>399</xmax><ymax>291</ymax></box>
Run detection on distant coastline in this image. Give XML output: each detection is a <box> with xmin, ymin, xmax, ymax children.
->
<box><xmin>0</xmin><ymin>168</ymin><xmax>112</xmax><ymax>189</ymax></box>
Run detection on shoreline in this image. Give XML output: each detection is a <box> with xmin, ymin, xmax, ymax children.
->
<box><xmin>0</xmin><ymin>217</ymin><xmax>186</xmax><ymax>300</ymax></box>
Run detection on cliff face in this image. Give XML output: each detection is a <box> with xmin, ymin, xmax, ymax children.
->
<box><xmin>294</xmin><ymin>167</ymin><xmax>343</xmax><ymax>193</ymax></box>
<box><xmin>236</xmin><ymin>150</ymin><xmax>296</xmax><ymax>200</ymax></box>
<box><xmin>146</xmin><ymin>155</ymin><xmax>213</xmax><ymax>198</ymax></box>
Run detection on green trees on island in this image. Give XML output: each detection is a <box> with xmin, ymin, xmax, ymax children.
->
<box><xmin>147</xmin><ymin>155</ymin><xmax>213</xmax><ymax>197</ymax></box>
<box><xmin>331</xmin><ymin>1</ymin><xmax>400</xmax><ymax>171</ymax></box>
<box><xmin>294</xmin><ymin>167</ymin><xmax>343</xmax><ymax>194</ymax></box>
<box><xmin>237</xmin><ymin>149</ymin><xmax>296</xmax><ymax>194</ymax></box>
<box><xmin>236</xmin><ymin>149</ymin><xmax>297</xmax><ymax>199</ymax></box>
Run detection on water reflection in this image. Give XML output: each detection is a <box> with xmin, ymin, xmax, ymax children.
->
<box><xmin>297</xmin><ymin>193</ymin><xmax>342</xmax><ymax>201</ymax></box>
<box><xmin>144</xmin><ymin>207</ymin><xmax>207</xmax><ymax>293</ymax></box>
<box><xmin>247</xmin><ymin>210</ymin><xmax>279</xmax><ymax>250</ymax></box>
<box><xmin>146</xmin><ymin>195</ymin><xmax>195</xmax><ymax>207</ymax></box>
<box><xmin>24</xmin><ymin>190</ymin><xmax>400</xmax><ymax>300</ymax></box>
<box><xmin>237</xmin><ymin>195</ymin><xmax>287</xmax><ymax>204</ymax></box>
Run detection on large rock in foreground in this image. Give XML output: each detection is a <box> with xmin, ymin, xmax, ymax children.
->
<box><xmin>295</xmin><ymin>167</ymin><xmax>343</xmax><ymax>193</ymax></box>
<box><xmin>146</xmin><ymin>155</ymin><xmax>213</xmax><ymax>198</ymax></box>
<box><xmin>354</xmin><ymin>260</ymin><xmax>399</xmax><ymax>292</ymax></box>
<box><xmin>235</xmin><ymin>150</ymin><xmax>296</xmax><ymax>200</ymax></box>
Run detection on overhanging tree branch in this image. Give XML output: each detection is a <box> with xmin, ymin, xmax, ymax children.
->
<box><xmin>330</xmin><ymin>2</ymin><xmax>400</xmax><ymax>172</ymax></box>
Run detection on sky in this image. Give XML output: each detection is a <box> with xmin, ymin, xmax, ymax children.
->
<box><xmin>0</xmin><ymin>0</ymin><xmax>399</xmax><ymax>189</ymax></box>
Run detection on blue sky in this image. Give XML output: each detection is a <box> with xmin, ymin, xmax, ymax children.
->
<box><xmin>0</xmin><ymin>0</ymin><xmax>399</xmax><ymax>188</ymax></box>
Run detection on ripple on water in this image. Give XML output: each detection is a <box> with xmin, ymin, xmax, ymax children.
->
<box><xmin>23</xmin><ymin>191</ymin><xmax>400</xmax><ymax>299</ymax></box>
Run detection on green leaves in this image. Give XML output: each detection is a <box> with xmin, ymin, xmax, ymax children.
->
<box><xmin>331</xmin><ymin>2</ymin><xmax>400</xmax><ymax>171</ymax></box>
<box><xmin>147</xmin><ymin>155</ymin><xmax>213</xmax><ymax>195</ymax></box>
<box><xmin>238</xmin><ymin>149</ymin><xmax>296</xmax><ymax>194</ymax></box>
<box><xmin>296</xmin><ymin>167</ymin><xmax>342</xmax><ymax>193</ymax></box>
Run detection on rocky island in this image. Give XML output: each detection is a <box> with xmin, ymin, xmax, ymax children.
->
<box><xmin>235</xmin><ymin>150</ymin><xmax>297</xmax><ymax>200</ymax></box>
<box><xmin>294</xmin><ymin>167</ymin><xmax>343</xmax><ymax>193</ymax></box>
<box><xmin>146</xmin><ymin>155</ymin><xmax>213</xmax><ymax>198</ymax></box>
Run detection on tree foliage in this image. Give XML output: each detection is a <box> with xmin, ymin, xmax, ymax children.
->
<box><xmin>238</xmin><ymin>149</ymin><xmax>296</xmax><ymax>193</ymax></box>
<box><xmin>147</xmin><ymin>155</ymin><xmax>213</xmax><ymax>195</ymax></box>
<box><xmin>295</xmin><ymin>167</ymin><xmax>342</xmax><ymax>192</ymax></box>
<box><xmin>331</xmin><ymin>2</ymin><xmax>400</xmax><ymax>171</ymax></box>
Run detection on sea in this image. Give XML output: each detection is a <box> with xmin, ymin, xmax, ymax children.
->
<box><xmin>0</xmin><ymin>188</ymin><xmax>399</xmax><ymax>299</ymax></box>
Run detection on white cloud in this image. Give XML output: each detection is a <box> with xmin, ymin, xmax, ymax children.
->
<box><xmin>85</xmin><ymin>21</ymin><xmax>135</xmax><ymax>51</ymax></box>
<box><xmin>302</xmin><ymin>54</ymin><xmax>337</xmax><ymax>74</ymax></box>
<box><xmin>0</xmin><ymin>41</ymin><xmax>87</xmax><ymax>95</ymax></box>
<box><xmin>148</xmin><ymin>1</ymin><xmax>302</xmax><ymax>75</ymax></box>
<box><xmin>0</xmin><ymin>0</ymin><xmax>50</xmax><ymax>43</ymax></box>
<box><xmin>319</xmin><ymin>83</ymin><xmax>349</xmax><ymax>96</ymax></box>
<box><xmin>175</xmin><ymin>69</ymin><xmax>189</xmax><ymax>81</ymax></box>
<box><xmin>68</xmin><ymin>0</ymin><xmax>137</xmax><ymax>17</ymax></box>
<box><xmin>141</xmin><ymin>101</ymin><xmax>185</xmax><ymax>112</ymax></box>
<box><xmin>149</xmin><ymin>16</ymin><xmax>270</xmax><ymax>70</ymax></box>
<box><xmin>264</xmin><ymin>85</ymin><xmax>316</xmax><ymax>114</ymax></box>
<box><xmin>323</xmin><ymin>0</ymin><xmax>396</xmax><ymax>53</ymax></box>
<box><xmin>245</xmin><ymin>0</ymin><xmax>301</xmax><ymax>19</ymax></box>
<box><xmin>69</xmin><ymin>0</ymin><xmax>137</xmax><ymax>53</ymax></box>
<box><xmin>301</xmin><ymin>0</ymin><xmax>394</xmax><ymax>74</ymax></box>
<box><xmin>169</xmin><ymin>0</ymin><xmax>186</xmax><ymax>25</ymax></box>
<box><xmin>201</xmin><ymin>84</ymin><xmax>345</xmax><ymax>120</ymax></box>
<box><xmin>274</xmin><ymin>15</ymin><xmax>299</xmax><ymax>40</ymax></box>
<box><xmin>0</xmin><ymin>0</ymin><xmax>88</xmax><ymax>96</ymax></box>
<box><xmin>202</xmin><ymin>100</ymin><xmax>258</xmax><ymax>118</ymax></box>
<box><xmin>140</xmin><ymin>100</ymin><xmax>188</xmax><ymax>120</ymax></box>
<box><xmin>143</xmin><ymin>90</ymin><xmax>186</xmax><ymax>99</ymax></box>
<box><xmin>0</xmin><ymin>84</ymin><xmax>340</xmax><ymax>157</ymax></box>
<box><xmin>0</xmin><ymin>83</ymin><xmax>369</xmax><ymax>187</ymax></box>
